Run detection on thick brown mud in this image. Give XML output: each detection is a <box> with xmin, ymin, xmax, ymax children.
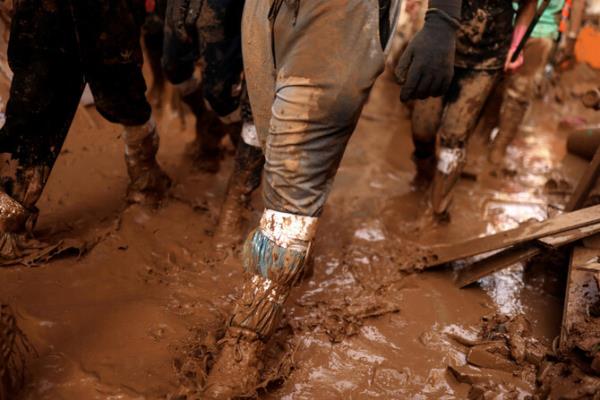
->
<box><xmin>0</xmin><ymin>58</ymin><xmax>599</xmax><ymax>399</ymax></box>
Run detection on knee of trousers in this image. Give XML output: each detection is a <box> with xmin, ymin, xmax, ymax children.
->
<box><xmin>504</xmin><ymin>76</ymin><xmax>533</xmax><ymax>108</ymax></box>
<box><xmin>262</xmin><ymin>81</ymin><xmax>366</xmax><ymax>215</ymax></box>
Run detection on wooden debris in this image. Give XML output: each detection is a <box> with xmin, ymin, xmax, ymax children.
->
<box><xmin>538</xmin><ymin>222</ymin><xmax>600</xmax><ymax>248</ymax></box>
<box><xmin>560</xmin><ymin>246</ymin><xmax>600</xmax><ymax>355</ymax></box>
<box><xmin>456</xmin><ymin>245</ymin><xmax>540</xmax><ymax>288</ymax></box>
<box><xmin>565</xmin><ymin>143</ymin><xmax>600</xmax><ymax>211</ymax></box>
<box><xmin>427</xmin><ymin>203</ymin><xmax>600</xmax><ymax>268</ymax></box>
<box><xmin>453</xmin><ymin>145</ymin><xmax>600</xmax><ymax>287</ymax></box>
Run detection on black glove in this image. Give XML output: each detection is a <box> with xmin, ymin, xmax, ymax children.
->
<box><xmin>395</xmin><ymin>0</ymin><xmax>461</xmax><ymax>102</ymax></box>
<box><xmin>162</xmin><ymin>0</ymin><xmax>204</xmax><ymax>83</ymax></box>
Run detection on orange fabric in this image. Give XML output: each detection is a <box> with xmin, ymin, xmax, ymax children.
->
<box><xmin>575</xmin><ymin>26</ymin><xmax>600</xmax><ymax>69</ymax></box>
<box><xmin>559</xmin><ymin>0</ymin><xmax>571</xmax><ymax>33</ymax></box>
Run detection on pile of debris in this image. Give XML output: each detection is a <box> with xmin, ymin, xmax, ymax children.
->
<box><xmin>448</xmin><ymin>313</ymin><xmax>600</xmax><ymax>399</ymax></box>
<box><xmin>414</xmin><ymin>136</ymin><xmax>600</xmax><ymax>398</ymax></box>
<box><xmin>448</xmin><ymin>314</ymin><xmax>547</xmax><ymax>398</ymax></box>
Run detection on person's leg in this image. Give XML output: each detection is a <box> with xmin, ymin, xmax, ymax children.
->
<box><xmin>174</xmin><ymin>77</ymin><xmax>223</xmax><ymax>173</ymax></box>
<box><xmin>214</xmin><ymin>94</ymin><xmax>264</xmax><ymax>247</ymax></box>
<box><xmin>205</xmin><ymin>0</ymin><xmax>396</xmax><ymax>397</ymax></box>
<box><xmin>183</xmin><ymin>0</ymin><xmax>246</xmax><ymax>173</ymax></box>
<box><xmin>142</xmin><ymin>1</ymin><xmax>167</xmax><ymax>109</ymax></box>
<box><xmin>431</xmin><ymin>68</ymin><xmax>499</xmax><ymax>218</ymax></box>
<box><xmin>76</xmin><ymin>0</ymin><xmax>171</xmax><ymax>205</ymax></box>
<box><xmin>489</xmin><ymin>37</ymin><xmax>554</xmax><ymax>164</ymax></box>
<box><xmin>0</xmin><ymin>0</ymin><xmax>85</xmax><ymax>259</ymax></box>
<box><xmin>197</xmin><ymin>0</ymin><xmax>245</xmax><ymax>118</ymax></box>
<box><xmin>411</xmin><ymin>96</ymin><xmax>443</xmax><ymax>189</ymax></box>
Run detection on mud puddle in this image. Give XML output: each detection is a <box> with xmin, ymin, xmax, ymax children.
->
<box><xmin>0</xmin><ymin>64</ymin><xmax>597</xmax><ymax>399</ymax></box>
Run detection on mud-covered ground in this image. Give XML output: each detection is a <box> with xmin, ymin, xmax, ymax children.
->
<box><xmin>1</xmin><ymin>59</ymin><xmax>600</xmax><ymax>398</ymax></box>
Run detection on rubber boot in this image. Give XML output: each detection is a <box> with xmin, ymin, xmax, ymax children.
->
<box><xmin>180</xmin><ymin>87</ymin><xmax>236</xmax><ymax>174</ymax></box>
<box><xmin>123</xmin><ymin>117</ymin><xmax>171</xmax><ymax>205</ymax></box>
<box><xmin>431</xmin><ymin>146</ymin><xmax>466</xmax><ymax>219</ymax></box>
<box><xmin>489</xmin><ymin>96</ymin><xmax>527</xmax><ymax>165</ymax></box>
<box><xmin>214</xmin><ymin>133</ymin><xmax>264</xmax><ymax>248</ymax></box>
<box><xmin>205</xmin><ymin>212</ymin><xmax>316</xmax><ymax>398</ymax></box>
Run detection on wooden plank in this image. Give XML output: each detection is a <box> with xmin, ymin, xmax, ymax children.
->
<box><xmin>537</xmin><ymin>221</ymin><xmax>600</xmax><ymax>248</ymax></box>
<box><xmin>560</xmin><ymin>146</ymin><xmax>600</xmax><ymax>353</ymax></box>
<box><xmin>456</xmin><ymin>223</ymin><xmax>600</xmax><ymax>287</ymax></box>
<box><xmin>451</xmin><ymin>145</ymin><xmax>600</xmax><ymax>289</ymax></box>
<box><xmin>565</xmin><ymin>145</ymin><xmax>600</xmax><ymax>211</ymax></box>
<box><xmin>456</xmin><ymin>245</ymin><xmax>541</xmax><ymax>288</ymax></box>
<box><xmin>560</xmin><ymin>246</ymin><xmax>600</xmax><ymax>353</ymax></box>
<box><xmin>457</xmin><ymin>222</ymin><xmax>600</xmax><ymax>287</ymax></box>
<box><xmin>426</xmin><ymin>204</ymin><xmax>600</xmax><ymax>268</ymax></box>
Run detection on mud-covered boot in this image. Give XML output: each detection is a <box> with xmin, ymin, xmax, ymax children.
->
<box><xmin>181</xmin><ymin>91</ymin><xmax>229</xmax><ymax>173</ymax></box>
<box><xmin>489</xmin><ymin>95</ymin><xmax>527</xmax><ymax>165</ymax></box>
<box><xmin>204</xmin><ymin>325</ymin><xmax>265</xmax><ymax>399</ymax></box>
<box><xmin>214</xmin><ymin>128</ymin><xmax>264</xmax><ymax>248</ymax></box>
<box><xmin>431</xmin><ymin>146</ymin><xmax>466</xmax><ymax>220</ymax></box>
<box><xmin>123</xmin><ymin>117</ymin><xmax>171</xmax><ymax>205</ymax></box>
<box><xmin>205</xmin><ymin>213</ymin><xmax>317</xmax><ymax>398</ymax></box>
<box><xmin>0</xmin><ymin>165</ymin><xmax>49</xmax><ymax>263</ymax></box>
<box><xmin>0</xmin><ymin>190</ymin><xmax>31</xmax><ymax>260</ymax></box>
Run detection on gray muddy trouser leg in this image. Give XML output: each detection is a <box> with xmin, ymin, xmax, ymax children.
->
<box><xmin>240</xmin><ymin>0</ymin><xmax>401</xmax><ymax>323</ymax></box>
<box><xmin>204</xmin><ymin>1</ymin><xmax>402</xmax><ymax>398</ymax></box>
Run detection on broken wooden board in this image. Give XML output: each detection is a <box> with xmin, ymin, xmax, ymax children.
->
<box><xmin>565</xmin><ymin>134</ymin><xmax>600</xmax><ymax>211</ymax></box>
<box><xmin>537</xmin><ymin>221</ymin><xmax>600</xmax><ymax>248</ymax></box>
<box><xmin>455</xmin><ymin>245</ymin><xmax>540</xmax><ymax>288</ymax></box>
<box><xmin>426</xmin><ymin>204</ymin><xmax>600</xmax><ymax>268</ymax></box>
<box><xmin>454</xmin><ymin>146</ymin><xmax>600</xmax><ymax>288</ymax></box>
<box><xmin>560</xmin><ymin>246</ymin><xmax>600</xmax><ymax>355</ymax></box>
<box><xmin>457</xmin><ymin>222</ymin><xmax>600</xmax><ymax>287</ymax></box>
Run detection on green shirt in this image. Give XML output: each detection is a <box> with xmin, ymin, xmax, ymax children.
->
<box><xmin>514</xmin><ymin>0</ymin><xmax>565</xmax><ymax>39</ymax></box>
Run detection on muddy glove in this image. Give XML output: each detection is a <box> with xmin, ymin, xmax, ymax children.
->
<box><xmin>162</xmin><ymin>0</ymin><xmax>204</xmax><ymax>83</ymax></box>
<box><xmin>395</xmin><ymin>0</ymin><xmax>461</xmax><ymax>102</ymax></box>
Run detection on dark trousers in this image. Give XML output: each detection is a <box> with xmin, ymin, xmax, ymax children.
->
<box><xmin>0</xmin><ymin>0</ymin><xmax>150</xmax><ymax>170</ymax></box>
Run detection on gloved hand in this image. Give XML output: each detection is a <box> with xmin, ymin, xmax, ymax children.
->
<box><xmin>395</xmin><ymin>0</ymin><xmax>461</xmax><ymax>102</ymax></box>
<box><xmin>162</xmin><ymin>0</ymin><xmax>204</xmax><ymax>83</ymax></box>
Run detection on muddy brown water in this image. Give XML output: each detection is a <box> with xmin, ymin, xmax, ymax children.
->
<box><xmin>1</xmin><ymin>65</ymin><xmax>598</xmax><ymax>399</ymax></box>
